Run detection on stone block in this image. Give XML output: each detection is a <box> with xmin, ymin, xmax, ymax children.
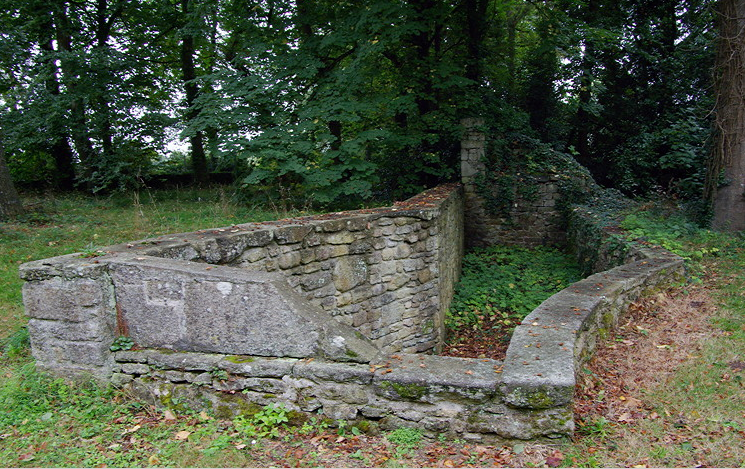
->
<box><xmin>500</xmin><ymin>325</ymin><xmax>576</xmax><ymax>409</ymax></box>
<box><xmin>31</xmin><ymin>337</ymin><xmax>112</xmax><ymax>367</ymax></box>
<box><xmin>23</xmin><ymin>277</ymin><xmax>108</xmax><ymax>322</ymax></box>
<box><xmin>218</xmin><ymin>356</ymin><xmax>297</xmax><ymax>378</ymax></box>
<box><xmin>109</xmin><ymin>257</ymin><xmax>379</xmax><ymax>363</ymax></box>
<box><xmin>274</xmin><ymin>225</ymin><xmax>313</xmax><ymax>244</ymax></box>
<box><xmin>332</xmin><ymin>256</ymin><xmax>368</xmax><ymax>293</ymax></box>
<box><xmin>120</xmin><ymin>363</ymin><xmax>151</xmax><ymax>375</ymax></box>
<box><xmin>293</xmin><ymin>360</ymin><xmax>373</xmax><ymax>385</ymax></box>
<box><xmin>326</xmin><ymin>231</ymin><xmax>356</xmax><ymax>245</ymax></box>
<box><xmin>278</xmin><ymin>252</ymin><xmax>302</xmax><ymax>269</ymax></box>
<box><xmin>299</xmin><ymin>271</ymin><xmax>332</xmax><ymax>291</ymax></box>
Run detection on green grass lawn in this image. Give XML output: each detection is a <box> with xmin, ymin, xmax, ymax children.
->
<box><xmin>1</xmin><ymin>191</ymin><xmax>744</xmax><ymax>467</ymax></box>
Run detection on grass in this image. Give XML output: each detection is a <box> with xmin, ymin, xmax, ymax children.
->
<box><xmin>1</xmin><ymin>192</ymin><xmax>745</xmax><ymax>467</ymax></box>
<box><xmin>0</xmin><ymin>187</ymin><xmax>307</xmax><ymax>335</ymax></box>
<box><xmin>549</xmin><ymin>210</ymin><xmax>745</xmax><ymax>468</ymax></box>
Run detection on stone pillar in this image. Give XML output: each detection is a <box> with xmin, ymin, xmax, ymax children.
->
<box><xmin>461</xmin><ymin>118</ymin><xmax>487</xmax><ymax>247</ymax></box>
<box><xmin>460</xmin><ymin>118</ymin><xmax>486</xmax><ymax>185</ymax></box>
<box><xmin>20</xmin><ymin>258</ymin><xmax>118</xmax><ymax>381</ymax></box>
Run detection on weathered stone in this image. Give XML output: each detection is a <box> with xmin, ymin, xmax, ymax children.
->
<box><xmin>332</xmin><ymin>256</ymin><xmax>368</xmax><ymax>293</ymax></box>
<box><xmin>120</xmin><ymin>363</ymin><xmax>151</xmax><ymax>375</ymax></box>
<box><xmin>326</xmin><ymin>231</ymin><xmax>356</xmax><ymax>245</ymax></box>
<box><xmin>293</xmin><ymin>360</ymin><xmax>373</xmax><ymax>385</ymax></box>
<box><xmin>109</xmin><ymin>257</ymin><xmax>378</xmax><ymax>362</ymax></box>
<box><xmin>27</xmin><ymin>319</ymin><xmax>107</xmax><ymax>342</ymax></box>
<box><xmin>218</xmin><ymin>356</ymin><xmax>297</xmax><ymax>378</ymax></box>
<box><xmin>274</xmin><ymin>225</ymin><xmax>313</xmax><ymax>244</ymax></box>
<box><xmin>278</xmin><ymin>252</ymin><xmax>302</xmax><ymax>269</ymax></box>
<box><xmin>111</xmin><ymin>372</ymin><xmax>134</xmax><ymax>387</ymax></box>
<box><xmin>23</xmin><ymin>277</ymin><xmax>108</xmax><ymax>322</ymax></box>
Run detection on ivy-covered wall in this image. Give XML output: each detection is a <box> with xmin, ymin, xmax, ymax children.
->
<box><xmin>460</xmin><ymin>119</ymin><xmax>592</xmax><ymax>248</ymax></box>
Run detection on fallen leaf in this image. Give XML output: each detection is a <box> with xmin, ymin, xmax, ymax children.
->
<box><xmin>199</xmin><ymin>410</ymin><xmax>211</xmax><ymax>420</ymax></box>
<box><xmin>174</xmin><ymin>430</ymin><xmax>191</xmax><ymax>441</ymax></box>
<box><xmin>235</xmin><ymin>443</ymin><xmax>247</xmax><ymax>450</ymax></box>
<box><xmin>148</xmin><ymin>455</ymin><xmax>161</xmax><ymax>465</ymax></box>
<box><xmin>123</xmin><ymin>424</ymin><xmax>141</xmax><ymax>435</ymax></box>
<box><xmin>164</xmin><ymin>410</ymin><xmax>177</xmax><ymax>421</ymax></box>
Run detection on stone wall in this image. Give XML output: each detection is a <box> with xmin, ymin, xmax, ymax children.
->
<box><xmin>460</xmin><ymin>118</ymin><xmax>566</xmax><ymax>248</ymax></box>
<box><xmin>19</xmin><ymin>161</ymin><xmax>687</xmax><ymax>443</ymax></box>
<box><xmin>20</xmin><ymin>184</ymin><xmax>463</xmax><ymax>380</ymax></box>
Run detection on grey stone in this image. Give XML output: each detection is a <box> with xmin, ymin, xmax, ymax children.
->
<box><xmin>23</xmin><ymin>277</ymin><xmax>109</xmax><ymax>322</ymax></box>
<box><xmin>293</xmin><ymin>360</ymin><xmax>373</xmax><ymax>385</ymax></box>
<box><xmin>120</xmin><ymin>363</ymin><xmax>151</xmax><ymax>375</ymax></box>
<box><xmin>372</xmin><ymin>354</ymin><xmax>501</xmax><ymax>403</ymax></box>
<box><xmin>111</xmin><ymin>372</ymin><xmax>134</xmax><ymax>387</ymax></box>
<box><xmin>274</xmin><ymin>225</ymin><xmax>313</xmax><ymax>244</ymax></box>
<box><xmin>218</xmin><ymin>356</ymin><xmax>297</xmax><ymax>377</ymax></box>
<box><xmin>332</xmin><ymin>256</ymin><xmax>368</xmax><ymax>292</ymax></box>
<box><xmin>27</xmin><ymin>318</ymin><xmax>107</xmax><ymax>342</ymax></box>
<box><xmin>501</xmin><ymin>324</ymin><xmax>577</xmax><ymax>409</ymax></box>
<box><xmin>108</xmin><ymin>257</ymin><xmax>378</xmax><ymax>361</ymax></box>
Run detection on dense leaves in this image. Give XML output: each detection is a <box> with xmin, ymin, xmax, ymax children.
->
<box><xmin>0</xmin><ymin>0</ymin><xmax>720</xmax><ymax>209</ymax></box>
<box><xmin>447</xmin><ymin>245</ymin><xmax>582</xmax><ymax>330</ymax></box>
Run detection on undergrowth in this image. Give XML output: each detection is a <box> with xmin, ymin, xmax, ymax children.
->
<box><xmin>446</xmin><ymin>245</ymin><xmax>582</xmax><ymax>332</ymax></box>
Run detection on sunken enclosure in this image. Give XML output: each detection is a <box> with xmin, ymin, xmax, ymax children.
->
<box><xmin>20</xmin><ymin>125</ymin><xmax>684</xmax><ymax>443</ymax></box>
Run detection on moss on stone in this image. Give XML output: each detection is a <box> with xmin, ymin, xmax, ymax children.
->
<box><xmin>225</xmin><ymin>355</ymin><xmax>255</xmax><ymax>364</ymax></box>
<box><xmin>345</xmin><ymin>349</ymin><xmax>359</xmax><ymax>358</ymax></box>
<box><xmin>380</xmin><ymin>380</ymin><xmax>428</xmax><ymax>400</ymax></box>
<box><xmin>213</xmin><ymin>393</ymin><xmax>262</xmax><ymax>419</ymax></box>
<box><xmin>287</xmin><ymin>410</ymin><xmax>308</xmax><ymax>427</ymax></box>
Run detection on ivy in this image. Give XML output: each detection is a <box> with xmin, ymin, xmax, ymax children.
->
<box><xmin>447</xmin><ymin>245</ymin><xmax>582</xmax><ymax>331</ymax></box>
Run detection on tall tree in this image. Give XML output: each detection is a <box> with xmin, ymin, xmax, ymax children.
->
<box><xmin>0</xmin><ymin>134</ymin><xmax>23</xmax><ymax>220</ymax></box>
<box><xmin>708</xmin><ymin>0</ymin><xmax>745</xmax><ymax>230</ymax></box>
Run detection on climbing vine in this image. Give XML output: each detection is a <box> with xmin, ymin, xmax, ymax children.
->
<box><xmin>475</xmin><ymin>132</ymin><xmax>595</xmax><ymax>220</ymax></box>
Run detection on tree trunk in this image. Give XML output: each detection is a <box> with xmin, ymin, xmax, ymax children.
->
<box><xmin>54</xmin><ymin>3</ymin><xmax>98</xmax><ymax>181</ymax></box>
<box><xmin>180</xmin><ymin>0</ymin><xmax>209</xmax><ymax>185</ymax></box>
<box><xmin>0</xmin><ymin>135</ymin><xmax>24</xmax><ymax>220</ymax></box>
<box><xmin>709</xmin><ymin>0</ymin><xmax>745</xmax><ymax>230</ymax></box>
<box><xmin>39</xmin><ymin>29</ymin><xmax>77</xmax><ymax>190</ymax></box>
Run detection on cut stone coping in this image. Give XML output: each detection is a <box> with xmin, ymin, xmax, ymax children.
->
<box><xmin>500</xmin><ymin>245</ymin><xmax>684</xmax><ymax>411</ymax></box>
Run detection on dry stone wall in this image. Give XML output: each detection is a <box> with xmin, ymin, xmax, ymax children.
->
<box><xmin>461</xmin><ymin>119</ymin><xmax>566</xmax><ymax>248</ymax></box>
<box><xmin>20</xmin><ymin>184</ymin><xmax>464</xmax><ymax>380</ymax></box>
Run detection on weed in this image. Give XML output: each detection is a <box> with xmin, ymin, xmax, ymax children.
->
<box><xmin>581</xmin><ymin>416</ymin><xmax>612</xmax><ymax>440</ymax></box>
<box><xmin>2</xmin><ymin>326</ymin><xmax>29</xmax><ymax>358</ymax></box>
<box><xmin>79</xmin><ymin>241</ymin><xmax>106</xmax><ymax>258</ymax></box>
<box><xmin>234</xmin><ymin>403</ymin><xmax>289</xmax><ymax>439</ymax></box>
<box><xmin>386</xmin><ymin>426</ymin><xmax>422</xmax><ymax>447</ymax></box>
<box><xmin>298</xmin><ymin>416</ymin><xmax>329</xmax><ymax>435</ymax></box>
<box><xmin>446</xmin><ymin>244</ymin><xmax>581</xmax><ymax>331</ymax></box>
<box><xmin>109</xmin><ymin>336</ymin><xmax>134</xmax><ymax>352</ymax></box>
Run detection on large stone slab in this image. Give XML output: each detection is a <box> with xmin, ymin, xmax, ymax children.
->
<box><xmin>108</xmin><ymin>256</ymin><xmax>379</xmax><ymax>362</ymax></box>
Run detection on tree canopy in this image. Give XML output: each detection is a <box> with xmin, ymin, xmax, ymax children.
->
<box><xmin>0</xmin><ymin>0</ymin><xmax>719</xmax><ymax>212</ymax></box>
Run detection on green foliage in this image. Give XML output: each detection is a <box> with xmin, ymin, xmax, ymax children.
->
<box><xmin>233</xmin><ymin>403</ymin><xmax>289</xmax><ymax>440</ymax></box>
<box><xmin>2</xmin><ymin>326</ymin><xmax>29</xmax><ymax>359</ymax></box>
<box><xmin>109</xmin><ymin>336</ymin><xmax>134</xmax><ymax>352</ymax></box>
<box><xmin>619</xmin><ymin>207</ymin><xmax>721</xmax><ymax>264</ymax></box>
<box><xmin>386</xmin><ymin>426</ymin><xmax>422</xmax><ymax>447</ymax></box>
<box><xmin>447</xmin><ymin>245</ymin><xmax>582</xmax><ymax>330</ymax></box>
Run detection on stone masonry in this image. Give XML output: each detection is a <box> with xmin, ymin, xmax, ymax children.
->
<box><xmin>461</xmin><ymin>118</ymin><xmax>566</xmax><ymax>248</ymax></box>
<box><xmin>20</xmin><ymin>184</ymin><xmax>464</xmax><ymax>380</ymax></box>
<box><xmin>20</xmin><ymin>156</ymin><xmax>685</xmax><ymax>442</ymax></box>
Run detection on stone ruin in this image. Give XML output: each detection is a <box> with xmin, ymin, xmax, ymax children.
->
<box><xmin>19</xmin><ymin>125</ymin><xmax>685</xmax><ymax>443</ymax></box>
